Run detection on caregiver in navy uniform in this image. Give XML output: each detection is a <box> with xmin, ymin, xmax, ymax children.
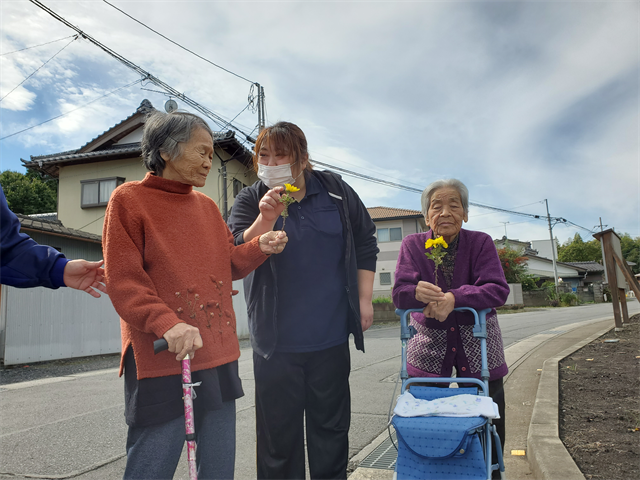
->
<box><xmin>228</xmin><ymin>121</ymin><xmax>378</xmax><ymax>479</ymax></box>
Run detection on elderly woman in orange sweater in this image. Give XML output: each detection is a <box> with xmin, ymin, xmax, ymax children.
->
<box><xmin>103</xmin><ymin>110</ymin><xmax>287</xmax><ymax>480</ymax></box>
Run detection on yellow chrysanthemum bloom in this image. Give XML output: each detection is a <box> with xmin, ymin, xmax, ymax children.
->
<box><xmin>425</xmin><ymin>236</ymin><xmax>448</xmax><ymax>249</ymax></box>
<box><xmin>285</xmin><ymin>183</ymin><xmax>300</xmax><ymax>192</ymax></box>
<box><xmin>434</xmin><ymin>236</ymin><xmax>448</xmax><ymax>248</ymax></box>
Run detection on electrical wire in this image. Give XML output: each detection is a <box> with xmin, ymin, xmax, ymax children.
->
<box><xmin>0</xmin><ymin>78</ymin><xmax>143</xmax><ymax>141</ymax></box>
<box><xmin>102</xmin><ymin>0</ymin><xmax>254</xmax><ymax>84</ymax></box>
<box><xmin>562</xmin><ymin>220</ymin><xmax>595</xmax><ymax>233</ymax></box>
<box><xmin>0</xmin><ymin>35</ymin><xmax>77</xmax><ymax>102</ymax></box>
<box><xmin>0</xmin><ymin>35</ymin><xmax>76</xmax><ymax>56</ymax></box>
<box><xmin>28</xmin><ymin>0</ymin><xmax>254</xmax><ymax>140</ymax></box>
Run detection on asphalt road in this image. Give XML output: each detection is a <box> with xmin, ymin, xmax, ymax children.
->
<box><xmin>0</xmin><ymin>302</ymin><xmax>637</xmax><ymax>479</ymax></box>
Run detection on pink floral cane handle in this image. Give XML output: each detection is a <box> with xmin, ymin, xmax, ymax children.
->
<box><xmin>153</xmin><ymin>339</ymin><xmax>198</xmax><ymax>480</ymax></box>
<box><xmin>182</xmin><ymin>355</ymin><xmax>198</xmax><ymax>480</ymax></box>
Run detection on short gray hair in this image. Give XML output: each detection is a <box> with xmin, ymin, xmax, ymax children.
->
<box><xmin>421</xmin><ymin>179</ymin><xmax>470</xmax><ymax>218</ymax></box>
<box><xmin>141</xmin><ymin>110</ymin><xmax>213</xmax><ymax>175</ymax></box>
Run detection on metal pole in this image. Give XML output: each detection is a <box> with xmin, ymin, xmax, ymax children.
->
<box><xmin>221</xmin><ymin>161</ymin><xmax>228</xmax><ymax>222</ymax></box>
<box><xmin>500</xmin><ymin>221</ymin><xmax>509</xmax><ymax>238</ymax></box>
<box><xmin>257</xmin><ymin>84</ymin><xmax>265</xmax><ymax>132</ymax></box>
<box><xmin>545</xmin><ymin>199</ymin><xmax>559</xmax><ymax>296</ymax></box>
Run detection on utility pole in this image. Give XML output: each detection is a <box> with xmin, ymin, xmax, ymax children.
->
<box><xmin>221</xmin><ymin>161</ymin><xmax>229</xmax><ymax>221</ymax></box>
<box><xmin>256</xmin><ymin>83</ymin><xmax>266</xmax><ymax>133</ymax></box>
<box><xmin>500</xmin><ymin>221</ymin><xmax>509</xmax><ymax>238</ymax></box>
<box><xmin>595</xmin><ymin>217</ymin><xmax>607</xmax><ymax>232</ymax></box>
<box><xmin>545</xmin><ymin>199</ymin><xmax>560</xmax><ymax>297</ymax></box>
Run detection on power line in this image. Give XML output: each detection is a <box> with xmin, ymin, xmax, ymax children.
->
<box><xmin>0</xmin><ymin>78</ymin><xmax>143</xmax><ymax>141</ymax></box>
<box><xmin>102</xmin><ymin>0</ymin><xmax>254</xmax><ymax>84</ymax></box>
<box><xmin>310</xmin><ymin>158</ymin><xmax>583</xmax><ymax>226</ymax></box>
<box><xmin>0</xmin><ymin>35</ymin><xmax>76</xmax><ymax>56</ymax></box>
<box><xmin>0</xmin><ymin>35</ymin><xmax>77</xmax><ymax>102</ymax></box>
<box><xmin>28</xmin><ymin>0</ymin><xmax>254</xmax><ymax>140</ymax></box>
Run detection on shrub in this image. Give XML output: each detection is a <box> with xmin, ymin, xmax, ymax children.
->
<box><xmin>560</xmin><ymin>292</ymin><xmax>579</xmax><ymax>307</ymax></box>
<box><xmin>497</xmin><ymin>245</ymin><xmax>529</xmax><ymax>284</ymax></box>
<box><xmin>520</xmin><ymin>274</ymin><xmax>539</xmax><ymax>291</ymax></box>
<box><xmin>372</xmin><ymin>296</ymin><xmax>393</xmax><ymax>304</ymax></box>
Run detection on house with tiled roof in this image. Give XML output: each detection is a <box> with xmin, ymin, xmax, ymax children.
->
<box><xmin>22</xmin><ymin>99</ymin><xmax>256</xmax><ymax>237</ymax></box>
<box><xmin>15</xmin><ymin>213</ymin><xmax>103</xmax><ymax>261</ymax></box>
<box><xmin>562</xmin><ymin>261</ymin><xmax>606</xmax><ymax>285</ymax></box>
<box><xmin>366</xmin><ymin>206</ymin><xmax>427</xmax><ymax>297</ymax></box>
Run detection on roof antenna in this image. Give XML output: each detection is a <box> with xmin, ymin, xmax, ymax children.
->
<box><xmin>165</xmin><ymin>98</ymin><xmax>178</xmax><ymax>113</ymax></box>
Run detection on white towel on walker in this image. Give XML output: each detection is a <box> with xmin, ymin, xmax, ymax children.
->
<box><xmin>393</xmin><ymin>391</ymin><xmax>500</xmax><ymax>419</ymax></box>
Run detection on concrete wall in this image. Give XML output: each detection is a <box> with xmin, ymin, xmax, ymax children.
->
<box><xmin>504</xmin><ymin>283</ymin><xmax>524</xmax><ymax>306</ymax></box>
<box><xmin>523</xmin><ymin>290</ymin><xmax>550</xmax><ymax>307</ymax></box>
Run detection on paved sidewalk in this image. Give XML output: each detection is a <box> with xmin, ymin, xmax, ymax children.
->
<box><xmin>348</xmin><ymin>316</ymin><xmax>617</xmax><ymax>480</ymax></box>
<box><xmin>0</xmin><ymin>314</ymin><xmax>626</xmax><ymax>480</ymax></box>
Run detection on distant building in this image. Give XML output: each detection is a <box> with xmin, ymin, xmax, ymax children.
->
<box><xmin>494</xmin><ymin>236</ymin><xmax>590</xmax><ymax>288</ymax></box>
<box><xmin>367</xmin><ymin>207</ymin><xmax>427</xmax><ymax>298</ymax></box>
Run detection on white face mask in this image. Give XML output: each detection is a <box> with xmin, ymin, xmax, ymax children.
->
<box><xmin>257</xmin><ymin>162</ymin><xmax>303</xmax><ymax>188</ymax></box>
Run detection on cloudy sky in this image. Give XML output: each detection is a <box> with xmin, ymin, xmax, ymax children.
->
<box><xmin>1</xmin><ymin>0</ymin><xmax>638</xmax><ymax>244</ymax></box>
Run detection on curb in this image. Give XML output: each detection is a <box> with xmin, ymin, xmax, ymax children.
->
<box><xmin>527</xmin><ymin>323</ymin><xmax>614</xmax><ymax>480</ymax></box>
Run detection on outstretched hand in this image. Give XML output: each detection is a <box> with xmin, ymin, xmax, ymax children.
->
<box><xmin>259</xmin><ymin>230</ymin><xmax>289</xmax><ymax>255</ymax></box>
<box><xmin>63</xmin><ymin>259</ymin><xmax>107</xmax><ymax>298</ymax></box>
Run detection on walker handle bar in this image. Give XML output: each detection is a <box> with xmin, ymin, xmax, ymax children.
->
<box><xmin>394</xmin><ymin>307</ymin><xmax>493</xmax><ymax>340</ymax></box>
<box><xmin>153</xmin><ymin>338</ymin><xmax>169</xmax><ymax>355</ymax></box>
<box><xmin>394</xmin><ymin>306</ymin><xmax>493</xmax><ymax>388</ymax></box>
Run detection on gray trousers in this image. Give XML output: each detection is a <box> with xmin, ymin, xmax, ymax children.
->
<box><xmin>123</xmin><ymin>400</ymin><xmax>236</xmax><ymax>480</ymax></box>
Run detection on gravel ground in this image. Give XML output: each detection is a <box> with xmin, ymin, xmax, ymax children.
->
<box><xmin>0</xmin><ymin>324</ymin><xmax>398</xmax><ymax>386</ymax></box>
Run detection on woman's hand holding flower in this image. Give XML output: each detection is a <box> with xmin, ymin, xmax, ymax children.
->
<box><xmin>422</xmin><ymin>292</ymin><xmax>456</xmax><ymax>322</ymax></box>
<box><xmin>258</xmin><ymin>187</ymin><xmax>286</xmax><ymax>223</ymax></box>
<box><xmin>415</xmin><ymin>280</ymin><xmax>446</xmax><ymax>304</ymax></box>
<box><xmin>259</xmin><ymin>230</ymin><xmax>289</xmax><ymax>255</ymax></box>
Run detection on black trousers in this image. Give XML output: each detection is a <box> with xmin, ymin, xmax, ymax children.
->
<box><xmin>254</xmin><ymin>342</ymin><xmax>351</xmax><ymax>480</ymax></box>
<box><xmin>488</xmin><ymin>378</ymin><xmax>506</xmax><ymax>479</ymax></box>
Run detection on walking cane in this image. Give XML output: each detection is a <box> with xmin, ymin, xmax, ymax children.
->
<box><xmin>154</xmin><ymin>339</ymin><xmax>199</xmax><ymax>480</ymax></box>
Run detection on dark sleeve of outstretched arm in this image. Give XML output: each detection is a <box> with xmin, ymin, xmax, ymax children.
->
<box><xmin>227</xmin><ymin>186</ymin><xmax>261</xmax><ymax>246</ymax></box>
<box><xmin>0</xmin><ymin>186</ymin><xmax>68</xmax><ymax>289</ymax></box>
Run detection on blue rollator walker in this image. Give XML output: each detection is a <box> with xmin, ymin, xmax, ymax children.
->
<box><xmin>392</xmin><ymin>307</ymin><xmax>506</xmax><ymax>480</ymax></box>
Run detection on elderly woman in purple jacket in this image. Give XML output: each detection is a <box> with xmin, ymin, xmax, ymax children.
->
<box><xmin>392</xmin><ymin>178</ymin><xmax>509</xmax><ymax>473</ymax></box>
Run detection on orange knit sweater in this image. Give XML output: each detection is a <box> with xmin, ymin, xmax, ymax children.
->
<box><xmin>103</xmin><ymin>173</ymin><xmax>267</xmax><ymax>380</ymax></box>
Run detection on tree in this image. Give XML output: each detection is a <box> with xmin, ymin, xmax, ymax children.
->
<box><xmin>619</xmin><ymin>233</ymin><xmax>640</xmax><ymax>274</ymax></box>
<box><xmin>0</xmin><ymin>169</ymin><xmax>58</xmax><ymax>215</ymax></box>
<box><xmin>496</xmin><ymin>244</ymin><xmax>533</xmax><ymax>285</ymax></box>
<box><xmin>558</xmin><ymin>233</ymin><xmax>602</xmax><ymax>263</ymax></box>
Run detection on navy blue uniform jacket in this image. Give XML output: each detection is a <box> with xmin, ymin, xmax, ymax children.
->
<box><xmin>228</xmin><ymin>171</ymin><xmax>379</xmax><ymax>359</ymax></box>
<box><xmin>0</xmin><ymin>185</ymin><xmax>68</xmax><ymax>289</ymax></box>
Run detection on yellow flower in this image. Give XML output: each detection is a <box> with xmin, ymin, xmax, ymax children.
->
<box><xmin>434</xmin><ymin>236</ymin><xmax>448</xmax><ymax>248</ymax></box>
<box><xmin>425</xmin><ymin>236</ymin><xmax>448</xmax><ymax>249</ymax></box>
<box><xmin>284</xmin><ymin>183</ymin><xmax>300</xmax><ymax>192</ymax></box>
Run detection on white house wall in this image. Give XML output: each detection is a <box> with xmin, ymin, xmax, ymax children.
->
<box><xmin>58</xmin><ymin>154</ymin><xmax>256</xmax><ymax>237</ymax></box>
<box><xmin>58</xmin><ymin>159</ymin><xmax>148</xmax><ymax>236</ymax></box>
<box><xmin>115</xmin><ymin>129</ymin><xmax>143</xmax><ymax>145</ymax></box>
<box><xmin>526</xmin><ymin>257</ymin><xmax>581</xmax><ymax>278</ymax></box>
<box><xmin>0</xmin><ymin>280</ymin><xmax>250</xmax><ymax>365</ymax></box>
<box><xmin>373</xmin><ymin>220</ymin><xmax>406</xmax><ymax>298</ymax></box>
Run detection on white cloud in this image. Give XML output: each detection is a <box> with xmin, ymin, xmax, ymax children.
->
<box><xmin>1</xmin><ymin>0</ymin><xmax>638</xmax><ymax>238</ymax></box>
